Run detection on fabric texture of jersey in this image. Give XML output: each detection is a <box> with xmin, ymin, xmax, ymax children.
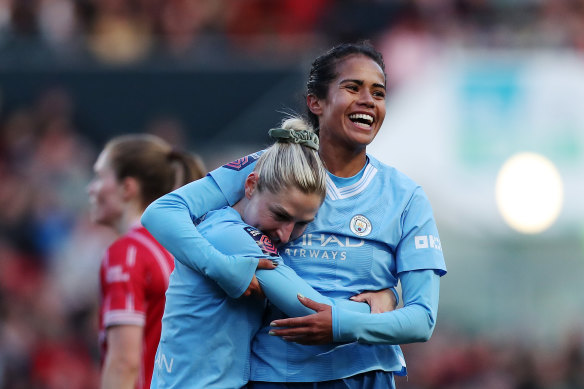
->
<box><xmin>151</xmin><ymin>206</ymin><xmax>372</xmax><ymax>389</ymax></box>
<box><xmin>99</xmin><ymin>225</ymin><xmax>173</xmax><ymax>389</ymax></box>
<box><xmin>209</xmin><ymin>153</ymin><xmax>447</xmax><ymax>383</ymax></box>
<box><xmin>151</xmin><ymin>207</ymin><xmax>267</xmax><ymax>389</ymax></box>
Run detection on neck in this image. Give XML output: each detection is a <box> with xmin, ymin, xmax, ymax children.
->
<box><xmin>233</xmin><ymin>198</ymin><xmax>247</xmax><ymax>220</ymax></box>
<box><xmin>319</xmin><ymin>142</ymin><xmax>367</xmax><ymax>178</ymax></box>
<box><xmin>116</xmin><ymin>206</ymin><xmax>143</xmax><ymax>235</ymax></box>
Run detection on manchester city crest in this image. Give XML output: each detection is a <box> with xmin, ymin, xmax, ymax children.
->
<box><xmin>350</xmin><ymin>215</ymin><xmax>372</xmax><ymax>237</ymax></box>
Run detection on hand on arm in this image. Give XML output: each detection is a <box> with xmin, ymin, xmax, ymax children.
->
<box><xmin>266</xmin><ymin>288</ymin><xmax>398</xmax><ymax>345</ymax></box>
<box><xmin>350</xmin><ymin>288</ymin><xmax>398</xmax><ymax>313</ymax></box>
<box><xmin>241</xmin><ymin>259</ymin><xmax>278</xmax><ymax>298</ymax></box>
<box><xmin>270</xmin><ymin>270</ymin><xmax>440</xmax><ymax>345</ymax></box>
<box><xmin>100</xmin><ymin>325</ymin><xmax>143</xmax><ymax>389</ymax></box>
<box><xmin>268</xmin><ymin>295</ymin><xmax>333</xmax><ymax>345</ymax></box>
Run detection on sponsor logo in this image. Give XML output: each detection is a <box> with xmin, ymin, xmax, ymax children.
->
<box><xmin>292</xmin><ymin>233</ymin><xmax>365</xmax><ymax>248</ymax></box>
<box><xmin>223</xmin><ymin>153</ymin><xmax>261</xmax><ymax>171</ymax></box>
<box><xmin>284</xmin><ymin>247</ymin><xmax>347</xmax><ymax>260</ymax></box>
<box><xmin>284</xmin><ymin>233</ymin><xmax>365</xmax><ymax>261</ymax></box>
<box><xmin>106</xmin><ymin>265</ymin><xmax>129</xmax><ymax>283</ymax></box>
<box><xmin>155</xmin><ymin>352</ymin><xmax>174</xmax><ymax>373</ymax></box>
<box><xmin>244</xmin><ymin>226</ymin><xmax>279</xmax><ymax>257</ymax></box>
<box><xmin>414</xmin><ymin>235</ymin><xmax>442</xmax><ymax>251</ymax></box>
<box><xmin>350</xmin><ymin>215</ymin><xmax>372</xmax><ymax>237</ymax></box>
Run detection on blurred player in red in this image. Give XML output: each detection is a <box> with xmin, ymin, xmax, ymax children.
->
<box><xmin>87</xmin><ymin>134</ymin><xmax>205</xmax><ymax>389</ymax></box>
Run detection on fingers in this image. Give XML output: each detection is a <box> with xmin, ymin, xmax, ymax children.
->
<box><xmin>269</xmin><ymin>316</ymin><xmax>307</xmax><ymax>328</ymax></box>
<box><xmin>256</xmin><ymin>258</ymin><xmax>278</xmax><ymax>270</ymax></box>
<box><xmin>297</xmin><ymin>294</ymin><xmax>329</xmax><ymax>312</ymax></box>
<box><xmin>349</xmin><ymin>294</ymin><xmax>367</xmax><ymax>303</ymax></box>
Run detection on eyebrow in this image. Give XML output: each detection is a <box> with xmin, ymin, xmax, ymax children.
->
<box><xmin>340</xmin><ymin>79</ymin><xmax>386</xmax><ymax>90</ymax></box>
<box><xmin>269</xmin><ymin>204</ymin><xmax>292</xmax><ymax>220</ymax></box>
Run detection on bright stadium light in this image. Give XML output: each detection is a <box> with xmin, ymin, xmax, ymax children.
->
<box><xmin>495</xmin><ymin>152</ymin><xmax>563</xmax><ymax>234</ymax></box>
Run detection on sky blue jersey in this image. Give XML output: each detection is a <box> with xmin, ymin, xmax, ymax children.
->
<box><xmin>208</xmin><ymin>153</ymin><xmax>447</xmax><ymax>382</ymax></box>
<box><xmin>151</xmin><ymin>206</ymin><xmax>370</xmax><ymax>389</ymax></box>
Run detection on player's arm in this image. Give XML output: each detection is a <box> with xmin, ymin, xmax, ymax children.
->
<box><xmin>269</xmin><ymin>188</ymin><xmax>445</xmax><ymax>345</ymax></box>
<box><xmin>100</xmin><ymin>325</ymin><xmax>143</xmax><ymax>389</ymax></box>
<box><xmin>256</xmin><ymin>261</ymin><xmax>372</xmax><ymax>317</ymax></box>
<box><xmin>142</xmin><ymin>161</ymin><xmax>261</xmax><ymax>298</ymax></box>
<box><xmin>270</xmin><ymin>269</ymin><xmax>439</xmax><ymax>345</ymax></box>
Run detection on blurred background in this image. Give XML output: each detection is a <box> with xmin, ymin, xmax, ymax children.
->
<box><xmin>1</xmin><ymin>0</ymin><xmax>583</xmax><ymax>388</ymax></box>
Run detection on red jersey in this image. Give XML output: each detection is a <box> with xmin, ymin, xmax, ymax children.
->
<box><xmin>99</xmin><ymin>225</ymin><xmax>174</xmax><ymax>389</ymax></box>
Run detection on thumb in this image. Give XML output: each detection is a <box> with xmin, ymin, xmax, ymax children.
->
<box><xmin>256</xmin><ymin>258</ymin><xmax>278</xmax><ymax>270</ymax></box>
<box><xmin>349</xmin><ymin>294</ymin><xmax>367</xmax><ymax>303</ymax></box>
<box><xmin>297</xmin><ymin>294</ymin><xmax>329</xmax><ymax>312</ymax></box>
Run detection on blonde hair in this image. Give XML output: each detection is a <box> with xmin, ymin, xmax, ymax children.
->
<box><xmin>104</xmin><ymin>134</ymin><xmax>206</xmax><ymax>209</ymax></box>
<box><xmin>254</xmin><ymin>117</ymin><xmax>326</xmax><ymax>201</ymax></box>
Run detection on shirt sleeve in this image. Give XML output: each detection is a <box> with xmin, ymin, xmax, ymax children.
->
<box><xmin>256</xmin><ymin>262</ymin><xmax>371</xmax><ymax>317</ymax></box>
<box><xmin>332</xmin><ymin>269</ymin><xmax>440</xmax><ymax>344</ymax></box>
<box><xmin>397</xmin><ymin>188</ymin><xmax>447</xmax><ymax>275</ymax></box>
<box><xmin>141</xmin><ymin>175</ymin><xmax>256</xmax><ymax>298</ymax></box>
<box><xmin>100</xmin><ymin>241</ymin><xmax>146</xmax><ymax>328</ymax></box>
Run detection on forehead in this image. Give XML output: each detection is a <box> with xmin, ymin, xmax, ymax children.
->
<box><xmin>94</xmin><ymin>148</ymin><xmax>113</xmax><ymax>172</ymax></box>
<box><xmin>261</xmin><ymin>187</ymin><xmax>322</xmax><ymax>215</ymax></box>
<box><xmin>333</xmin><ymin>54</ymin><xmax>385</xmax><ymax>85</ymax></box>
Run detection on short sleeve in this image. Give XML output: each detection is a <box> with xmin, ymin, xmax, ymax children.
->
<box><xmin>100</xmin><ymin>240</ymin><xmax>146</xmax><ymax>327</ymax></box>
<box><xmin>396</xmin><ymin>188</ymin><xmax>447</xmax><ymax>275</ymax></box>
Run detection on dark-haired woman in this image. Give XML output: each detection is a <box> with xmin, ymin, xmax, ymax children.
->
<box><xmin>142</xmin><ymin>41</ymin><xmax>446</xmax><ymax>388</ymax></box>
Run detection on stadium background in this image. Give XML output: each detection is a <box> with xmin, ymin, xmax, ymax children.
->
<box><xmin>1</xmin><ymin>1</ymin><xmax>583</xmax><ymax>388</ymax></box>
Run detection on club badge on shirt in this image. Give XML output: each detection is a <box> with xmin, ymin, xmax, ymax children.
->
<box><xmin>244</xmin><ymin>226</ymin><xmax>279</xmax><ymax>257</ymax></box>
<box><xmin>350</xmin><ymin>214</ymin><xmax>372</xmax><ymax>237</ymax></box>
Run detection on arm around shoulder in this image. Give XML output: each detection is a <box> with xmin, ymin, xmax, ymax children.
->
<box><xmin>141</xmin><ymin>176</ymin><xmax>255</xmax><ymax>298</ymax></box>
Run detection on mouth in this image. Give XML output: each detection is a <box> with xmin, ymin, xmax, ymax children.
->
<box><xmin>349</xmin><ymin>113</ymin><xmax>374</xmax><ymax>130</ymax></box>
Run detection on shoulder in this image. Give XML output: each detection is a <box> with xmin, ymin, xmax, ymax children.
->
<box><xmin>104</xmin><ymin>227</ymin><xmax>170</xmax><ymax>267</ymax></box>
<box><xmin>198</xmin><ymin>208</ymin><xmax>279</xmax><ymax>258</ymax></box>
<box><xmin>367</xmin><ymin>154</ymin><xmax>422</xmax><ymax>197</ymax></box>
<box><xmin>216</xmin><ymin>150</ymin><xmax>265</xmax><ymax>172</ymax></box>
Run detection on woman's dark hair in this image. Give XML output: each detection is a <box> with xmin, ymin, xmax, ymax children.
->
<box><xmin>105</xmin><ymin>134</ymin><xmax>206</xmax><ymax>210</ymax></box>
<box><xmin>305</xmin><ymin>41</ymin><xmax>386</xmax><ymax>130</ymax></box>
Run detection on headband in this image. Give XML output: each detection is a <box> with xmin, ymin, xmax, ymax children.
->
<box><xmin>268</xmin><ymin>128</ymin><xmax>319</xmax><ymax>151</ymax></box>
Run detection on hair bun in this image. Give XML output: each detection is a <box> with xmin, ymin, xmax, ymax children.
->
<box><xmin>268</xmin><ymin>128</ymin><xmax>319</xmax><ymax>151</ymax></box>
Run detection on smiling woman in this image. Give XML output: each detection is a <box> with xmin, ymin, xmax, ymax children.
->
<box><xmin>147</xmin><ymin>117</ymin><xmax>381</xmax><ymax>388</ymax></box>
<box><xmin>142</xmin><ymin>41</ymin><xmax>446</xmax><ymax>389</ymax></box>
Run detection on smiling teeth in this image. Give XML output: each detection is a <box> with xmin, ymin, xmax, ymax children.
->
<box><xmin>349</xmin><ymin>113</ymin><xmax>373</xmax><ymax>124</ymax></box>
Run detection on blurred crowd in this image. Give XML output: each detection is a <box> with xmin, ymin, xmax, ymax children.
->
<box><xmin>0</xmin><ymin>0</ymin><xmax>584</xmax><ymax>67</ymax></box>
<box><xmin>1</xmin><ymin>1</ymin><xmax>584</xmax><ymax>388</ymax></box>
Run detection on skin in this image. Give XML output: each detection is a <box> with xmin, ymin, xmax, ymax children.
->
<box><xmin>234</xmin><ymin>172</ymin><xmax>322</xmax><ymax>298</ymax></box>
<box><xmin>88</xmin><ymin>148</ymin><xmax>146</xmax><ymax>389</ymax></box>
<box><xmin>308</xmin><ymin>53</ymin><xmax>386</xmax><ymax>177</ymax></box>
<box><xmin>88</xmin><ymin>151</ymin><xmax>277</xmax><ymax>387</ymax></box>
<box><xmin>269</xmin><ymin>54</ymin><xmax>390</xmax><ymax>344</ymax></box>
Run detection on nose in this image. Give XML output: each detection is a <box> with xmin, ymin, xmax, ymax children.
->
<box><xmin>87</xmin><ymin>180</ymin><xmax>95</xmax><ymax>195</ymax></box>
<box><xmin>358</xmin><ymin>90</ymin><xmax>375</xmax><ymax>108</ymax></box>
<box><xmin>275</xmin><ymin>222</ymin><xmax>295</xmax><ymax>245</ymax></box>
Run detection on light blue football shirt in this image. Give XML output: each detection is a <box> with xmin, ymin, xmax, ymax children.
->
<box><xmin>151</xmin><ymin>206</ymin><xmax>370</xmax><ymax>388</ymax></box>
<box><xmin>208</xmin><ymin>153</ymin><xmax>447</xmax><ymax>382</ymax></box>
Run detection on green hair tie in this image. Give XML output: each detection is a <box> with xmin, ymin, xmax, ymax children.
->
<box><xmin>268</xmin><ymin>128</ymin><xmax>319</xmax><ymax>151</ymax></box>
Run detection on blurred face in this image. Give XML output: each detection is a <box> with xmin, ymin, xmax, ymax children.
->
<box><xmin>310</xmin><ymin>54</ymin><xmax>386</xmax><ymax>149</ymax></box>
<box><xmin>87</xmin><ymin>149</ymin><xmax>125</xmax><ymax>228</ymax></box>
<box><xmin>242</xmin><ymin>174</ymin><xmax>322</xmax><ymax>247</ymax></box>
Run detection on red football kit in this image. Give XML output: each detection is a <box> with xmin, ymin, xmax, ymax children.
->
<box><xmin>99</xmin><ymin>224</ymin><xmax>174</xmax><ymax>389</ymax></box>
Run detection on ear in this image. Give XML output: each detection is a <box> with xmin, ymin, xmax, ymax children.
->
<box><xmin>244</xmin><ymin>172</ymin><xmax>258</xmax><ymax>199</ymax></box>
<box><xmin>306</xmin><ymin>94</ymin><xmax>323</xmax><ymax>116</ymax></box>
<box><xmin>121</xmin><ymin>176</ymin><xmax>140</xmax><ymax>202</ymax></box>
